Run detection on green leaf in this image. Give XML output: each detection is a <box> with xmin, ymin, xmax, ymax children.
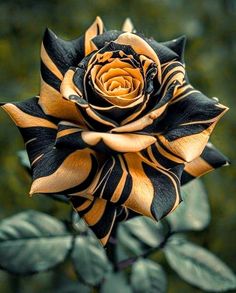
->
<box><xmin>164</xmin><ymin>237</ymin><xmax>236</xmax><ymax>291</ymax></box>
<box><xmin>116</xmin><ymin>216</ymin><xmax>164</xmax><ymax>262</ymax></box>
<box><xmin>168</xmin><ymin>179</ymin><xmax>210</xmax><ymax>232</ymax></box>
<box><xmin>116</xmin><ymin>223</ymin><xmax>145</xmax><ymax>262</ymax></box>
<box><xmin>56</xmin><ymin>281</ymin><xmax>91</xmax><ymax>293</ymax></box>
<box><xmin>131</xmin><ymin>258</ymin><xmax>167</xmax><ymax>293</ymax></box>
<box><xmin>123</xmin><ymin>216</ymin><xmax>164</xmax><ymax>247</ymax></box>
<box><xmin>0</xmin><ymin>210</ymin><xmax>72</xmax><ymax>274</ymax></box>
<box><xmin>101</xmin><ymin>272</ymin><xmax>132</xmax><ymax>293</ymax></box>
<box><xmin>71</xmin><ymin>234</ymin><xmax>111</xmax><ymax>286</ymax></box>
<box><xmin>17</xmin><ymin>150</ymin><xmax>31</xmax><ymax>170</ymax></box>
<box><xmin>71</xmin><ymin>211</ymin><xmax>88</xmax><ymax>233</ymax></box>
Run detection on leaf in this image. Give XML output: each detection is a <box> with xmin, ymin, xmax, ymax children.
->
<box><xmin>168</xmin><ymin>179</ymin><xmax>210</xmax><ymax>232</ymax></box>
<box><xmin>116</xmin><ymin>217</ymin><xmax>164</xmax><ymax>263</ymax></box>
<box><xmin>0</xmin><ymin>210</ymin><xmax>72</xmax><ymax>274</ymax></box>
<box><xmin>71</xmin><ymin>211</ymin><xmax>88</xmax><ymax>233</ymax></box>
<box><xmin>101</xmin><ymin>272</ymin><xmax>132</xmax><ymax>293</ymax></box>
<box><xmin>56</xmin><ymin>281</ymin><xmax>91</xmax><ymax>293</ymax></box>
<box><xmin>116</xmin><ymin>223</ymin><xmax>145</xmax><ymax>262</ymax></box>
<box><xmin>131</xmin><ymin>258</ymin><xmax>167</xmax><ymax>293</ymax></box>
<box><xmin>71</xmin><ymin>234</ymin><xmax>111</xmax><ymax>286</ymax></box>
<box><xmin>164</xmin><ymin>237</ymin><xmax>236</xmax><ymax>291</ymax></box>
<box><xmin>123</xmin><ymin>216</ymin><xmax>164</xmax><ymax>248</ymax></box>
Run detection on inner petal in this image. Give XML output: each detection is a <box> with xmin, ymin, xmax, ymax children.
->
<box><xmin>109</xmin><ymin>80</ymin><xmax>122</xmax><ymax>91</ymax></box>
<box><xmin>124</xmin><ymin>67</ymin><xmax>143</xmax><ymax>82</ymax></box>
<box><xmin>104</xmin><ymin>77</ymin><xmax>127</xmax><ymax>91</ymax></box>
<box><xmin>108</xmin><ymin>86</ymin><xmax>130</xmax><ymax>96</ymax></box>
<box><xmin>97</xmin><ymin>59</ymin><xmax>133</xmax><ymax>80</ymax></box>
<box><xmin>100</xmin><ymin>68</ymin><xmax>129</xmax><ymax>83</ymax></box>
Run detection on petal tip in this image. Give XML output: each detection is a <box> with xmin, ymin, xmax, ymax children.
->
<box><xmin>43</xmin><ymin>27</ymin><xmax>58</xmax><ymax>43</ymax></box>
<box><xmin>95</xmin><ymin>16</ymin><xmax>103</xmax><ymax>23</ymax></box>
<box><xmin>29</xmin><ymin>181</ymin><xmax>41</xmax><ymax>196</ymax></box>
<box><xmin>91</xmin><ymin>16</ymin><xmax>104</xmax><ymax>29</ymax></box>
<box><xmin>162</xmin><ymin>35</ymin><xmax>187</xmax><ymax>62</ymax></box>
<box><xmin>122</xmin><ymin>18</ymin><xmax>134</xmax><ymax>32</ymax></box>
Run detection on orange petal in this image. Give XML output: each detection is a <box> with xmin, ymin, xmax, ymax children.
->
<box><xmin>40</xmin><ymin>78</ymin><xmax>85</xmax><ymax>124</ymax></box>
<box><xmin>81</xmin><ymin>131</ymin><xmax>156</xmax><ymax>152</ymax></box>
<box><xmin>30</xmin><ymin>148</ymin><xmax>97</xmax><ymax>194</ymax></box>
<box><xmin>122</xmin><ymin>18</ymin><xmax>134</xmax><ymax>33</ymax></box>
<box><xmin>84</xmin><ymin>16</ymin><xmax>104</xmax><ymax>56</ymax></box>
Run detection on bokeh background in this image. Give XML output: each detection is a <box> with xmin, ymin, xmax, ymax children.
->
<box><xmin>0</xmin><ymin>0</ymin><xmax>235</xmax><ymax>292</ymax></box>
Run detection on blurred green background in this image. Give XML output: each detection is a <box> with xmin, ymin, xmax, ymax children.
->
<box><xmin>0</xmin><ymin>0</ymin><xmax>235</xmax><ymax>292</ymax></box>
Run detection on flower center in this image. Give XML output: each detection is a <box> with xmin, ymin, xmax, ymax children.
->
<box><xmin>90</xmin><ymin>57</ymin><xmax>144</xmax><ymax>106</ymax></box>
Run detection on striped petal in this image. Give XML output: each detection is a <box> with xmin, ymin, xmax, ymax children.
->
<box><xmin>1</xmin><ymin>97</ymin><xmax>58</xmax><ymax>164</ymax></box>
<box><xmin>71</xmin><ymin>197</ymin><xmax>139</xmax><ymax>246</ymax></box>
<box><xmin>40</xmin><ymin>28</ymin><xmax>87</xmax><ymax>124</ymax></box>
<box><xmin>181</xmin><ymin>143</ymin><xmax>230</xmax><ymax>184</ymax></box>
<box><xmin>71</xmin><ymin>196</ymin><xmax>117</xmax><ymax>246</ymax></box>
<box><xmin>55</xmin><ymin>122</ymin><xmax>156</xmax><ymax>153</ymax></box>
<box><xmin>141</xmin><ymin>141</ymin><xmax>230</xmax><ymax>186</ymax></box>
<box><xmin>141</xmin><ymin>141</ymin><xmax>184</xmax><ymax>170</ymax></box>
<box><xmin>1</xmin><ymin>98</ymin><xmax>98</xmax><ymax>196</ymax></box>
<box><xmin>84</xmin><ymin>16</ymin><xmax>105</xmax><ymax>56</ymax></box>
<box><xmin>29</xmin><ymin>148</ymin><xmax>98</xmax><ymax>195</ymax></box>
<box><xmin>87</xmin><ymin>152</ymin><xmax>183</xmax><ymax>221</ymax></box>
<box><xmin>41</xmin><ymin>28</ymin><xmax>84</xmax><ymax>76</ymax></box>
<box><xmin>154</xmin><ymin>91</ymin><xmax>228</xmax><ymax>162</ymax></box>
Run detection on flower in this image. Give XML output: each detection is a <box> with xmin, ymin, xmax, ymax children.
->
<box><xmin>1</xmin><ymin>17</ymin><xmax>229</xmax><ymax>245</ymax></box>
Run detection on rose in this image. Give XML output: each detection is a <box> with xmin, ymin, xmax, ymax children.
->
<box><xmin>1</xmin><ymin>17</ymin><xmax>229</xmax><ymax>245</ymax></box>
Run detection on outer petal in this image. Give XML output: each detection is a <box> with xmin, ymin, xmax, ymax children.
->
<box><xmin>122</xmin><ymin>18</ymin><xmax>135</xmax><ymax>33</ymax></box>
<box><xmin>87</xmin><ymin>153</ymin><xmax>183</xmax><ymax>221</ymax></box>
<box><xmin>84</xmin><ymin>16</ymin><xmax>105</xmax><ymax>56</ymax></box>
<box><xmin>30</xmin><ymin>148</ymin><xmax>98</xmax><ymax>195</ymax></box>
<box><xmin>40</xmin><ymin>28</ymin><xmax>86</xmax><ymax>125</ymax></box>
<box><xmin>144</xmin><ymin>37</ymin><xmax>179</xmax><ymax>64</ymax></box>
<box><xmin>1</xmin><ymin>98</ymin><xmax>98</xmax><ymax>196</ymax></box>
<box><xmin>71</xmin><ymin>196</ymin><xmax>117</xmax><ymax>246</ymax></box>
<box><xmin>71</xmin><ymin>197</ymin><xmax>139</xmax><ymax>246</ymax></box>
<box><xmin>160</xmin><ymin>35</ymin><xmax>186</xmax><ymax>63</ymax></box>
<box><xmin>41</xmin><ymin>28</ymin><xmax>84</xmax><ymax>76</ymax></box>
<box><xmin>153</xmin><ymin>91</ymin><xmax>228</xmax><ymax>162</ymax></box>
<box><xmin>141</xmin><ymin>141</ymin><xmax>185</xmax><ymax>170</ymax></box>
<box><xmin>181</xmin><ymin>143</ymin><xmax>230</xmax><ymax>184</ymax></box>
<box><xmin>1</xmin><ymin>97</ymin><xmax>58</xmax><ymax>164</ymax></box>
<box><xmin>39</xmin><ymin>18</ymin><xmax>104</xmax><ymax>125</ymax></box>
